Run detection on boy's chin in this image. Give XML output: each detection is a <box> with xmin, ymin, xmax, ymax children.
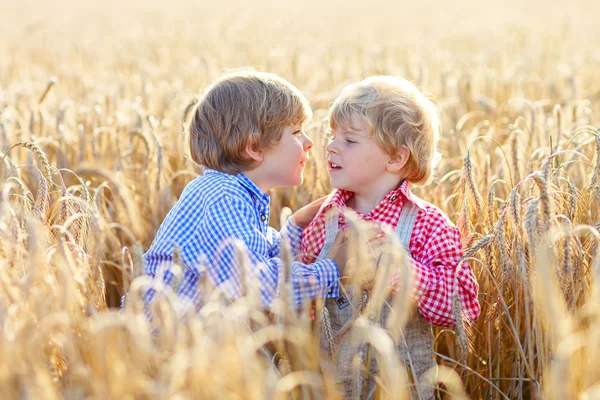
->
<box><xmin>329</xmin><ymin>179</ymin><xmax>349</xmax><ymax>191</ymax></box>
<box><xmin>288</xmin><ymin>175</ymin><xmax>303</xmax><ymax>187</ymax></box>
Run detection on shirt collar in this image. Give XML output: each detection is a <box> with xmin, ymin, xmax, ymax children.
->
<box><xmin>203</xmin><ymin>168</ymin><xmax>270</xmax><ymax>209</ymax></box>
<box><xmin>323</xmin><ymin>180</ymin><xmax>426</xmax><ymax>213</ymax></box>
<box><xmin>396</xmin><ymin>180</ymin><xmax>426</xmax><ymax>211</ymax></box>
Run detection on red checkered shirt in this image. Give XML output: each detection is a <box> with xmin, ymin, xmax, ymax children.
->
<box><xmin>301</xmin><ymin>180</ymin><xmax>480</xmax><ymax>327</ymax></box>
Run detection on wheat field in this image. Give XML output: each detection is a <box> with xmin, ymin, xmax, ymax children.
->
<box><xmin>1</xmin><ymin>0</ymin><xmax>600</xmax><ymax>398</ymax></box>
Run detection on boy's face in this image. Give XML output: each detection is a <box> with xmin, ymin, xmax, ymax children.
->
<box><xmin>252</xmin><ymin>124</ymin><xmax>313</xmax><ymax>190</ymax></box>
<box><xmin>326</xmin><ymin>113</ymin><xmax>397</xmax><ymax>196</ymax></box>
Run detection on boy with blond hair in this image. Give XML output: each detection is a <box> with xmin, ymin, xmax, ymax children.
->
<box><xmin>142</xmin><ymin>70</ymin><xmax>356</xmax><ymax>313</ymax></box>
<box><xmin>301</xmin><ymin>76</ymin><xmax>480</xmax><ymax>399</ymax></box>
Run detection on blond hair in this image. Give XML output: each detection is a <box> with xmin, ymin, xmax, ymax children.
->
<box><xmin>329</xmin><ymin>76</ymin><xmax>441</xmax><ymax>186</ymax></box>
<box><xmin>187</xmin><ymin>69</ymin><xmax>312</xmax><ymax>174</ymax></box>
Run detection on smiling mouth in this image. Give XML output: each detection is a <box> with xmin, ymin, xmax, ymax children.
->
<box><xmin>328</xmin><ymin>162</ymin><xmax>342</xmax><ymax>171</ymax></box>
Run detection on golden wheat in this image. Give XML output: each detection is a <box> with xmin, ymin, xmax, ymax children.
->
<box><xmin>0</xmin><ymin>0</ymin><xmax>599</xmax><ymax>398</ymax></box>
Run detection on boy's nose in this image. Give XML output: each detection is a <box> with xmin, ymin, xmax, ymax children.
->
<box><xmin>303</xmin><ymin>133</ymin><xmax>314</xmax><ymax>151</ymax></box>
<box><xmin>326</xmin><ymin>139</ymin><xmax>338</xmax><ymax>154</ymax></box>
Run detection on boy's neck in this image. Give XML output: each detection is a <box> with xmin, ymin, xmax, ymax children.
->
<box><xmin>347</xmin><ymin>179</ymin><xmax>404</xmax><ymax>214</ymax></box>
<box><xmin>243</xmin><ymin>169</ymin><xmax>272</xmax><ymax>193</ymax></box>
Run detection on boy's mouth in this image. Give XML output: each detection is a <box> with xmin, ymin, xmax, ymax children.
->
<box><xmin>328</xmin><ymin>162</ymin><xmax>343</xmax><ymax>171</ymax></box>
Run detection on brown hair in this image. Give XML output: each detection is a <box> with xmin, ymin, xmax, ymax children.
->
<box><xmin>329</xmin><ymin>76</ymin><xmax>441</xmax><ymax>186</ymax></box>
<box><xmin>187</xmin><ymin>69</ymin><xmax>312</xmax><ymax>174</ymax></box>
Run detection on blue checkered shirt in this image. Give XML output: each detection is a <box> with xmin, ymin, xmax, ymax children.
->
<box><xmin>143</xmin><ymin>168</ymin><xmax>340</xmax><ymax>312</ymax></box>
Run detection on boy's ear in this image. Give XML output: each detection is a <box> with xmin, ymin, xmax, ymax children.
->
<box><xmin>386</xmin><ymin>145</ymin><xmax>410</xmax><ymax>173</ymax></box>
<box><xmin>244</xmin><ymin>141</ymin><xmax>264</xmax><ymax>163</ymax></box>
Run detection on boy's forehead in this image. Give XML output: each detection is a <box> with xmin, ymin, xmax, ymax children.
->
<box><xmin>287</xmin><ymin>121</ymin><xmax>305</xmax><ymax>129</ymax></box>
<box><xmin>333</xmin><ymin>114</ymin><xmax>371</xmax><ymax>134</ymax></box>
<box><xmin>281</xmin><ymin>118</ymin><xmax>303</xmax><ymax>128</ymax></box>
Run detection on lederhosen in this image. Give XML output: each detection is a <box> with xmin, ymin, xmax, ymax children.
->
<box><xmin>317</xmin><ymin>200</ymin><xmax>437</xmax><ymax>399</ymax></box>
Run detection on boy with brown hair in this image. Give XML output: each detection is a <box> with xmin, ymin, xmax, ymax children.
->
<box><xmin>142</xmin><ymin>70</ymin><xmax>361</xmax><ymax>312</ymax></box>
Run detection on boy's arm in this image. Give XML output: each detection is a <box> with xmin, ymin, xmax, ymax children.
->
<box><xmin>200</xmin><ymin>196</ymin><xmax>340</xmax><ymax>308</ymax></box>
<box><xmin>268</xmin><ymin>196</ymin><xmax>329</xmax><ymax>259</ymax></box>
<box><xmin>267</xmin><ymin>219</ymin><xmax>303</xmax><ymax>259</ymax></box>
<box><xmin>390</xmin><ymin>224</ymin><xmax>480</xmax><ymax>327</ymax></box>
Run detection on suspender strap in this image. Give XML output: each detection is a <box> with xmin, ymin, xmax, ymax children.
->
<box><xmin>394</xmin><ymin>200</ymin><xmax>419</xmax><ymax>253</ymax></box>
<box><xmin>316</xmin><ymin>207</ymin><xmax>340</xmax><ymax>261</ymax></box>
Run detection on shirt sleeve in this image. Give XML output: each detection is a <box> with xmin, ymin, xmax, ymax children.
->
<box><xmin>193</xmin><ymin>196</ymin><xmax>340</xmax><ymax>308</ymax></box>
<box><xmin>267</xmin><ymin>218</ymin><xmax>303</xmax><ymax>259</ymax></box>
<box><xmin>282</xmin><ymin>218</ymin><xmax>303</xmax><ymax>258</ymax></box>
<box><xmin>390</xmin><ymin>223</ymin><xmax>480</xmax><ymax>327</ymax></box>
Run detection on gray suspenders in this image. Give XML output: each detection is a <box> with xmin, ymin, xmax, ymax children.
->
<box><xmin>316</xmin><ymin>207</ymin><xmax>341</xmax><ymax>262</ymax></box>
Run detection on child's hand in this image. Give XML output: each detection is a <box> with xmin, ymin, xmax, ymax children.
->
<box><xmin>329</xmin><ymin>226</ymin><xmax>385</xmax><ymax>281</ymax></box>
<box><xmin>290</xmin><ymin>196</ymin><xmax>327</xmax><ymax>229</ymax></box>
<box><xmin>328</xmin><ymin>229</ymin><xmax>351</xmax><ymax>271</ymax></box>
<box><xmin>347</xmin><ymin>227</ymin><xmax>385</xmax><ymax>288</ymax></box>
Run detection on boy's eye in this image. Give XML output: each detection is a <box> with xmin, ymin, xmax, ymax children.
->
<box><xmin>345</xmin><ymin>139</ymin><xmax>356</xmax><ymax>145</ymax></box>
<box><xmin>293</xmin><ymin>130</ymin><xmax>302</xmax><ymax>135</ymax></box>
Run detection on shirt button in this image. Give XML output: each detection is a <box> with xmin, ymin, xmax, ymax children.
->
<box><xmin>327</xmin><ymin>288</ymin><xmax>332</xmax><ymax>294</ymax></box>
<box><xmin>390</xmin><ymin>195</ymin><xmax>398</xmax><ymax>202</ymax></box>
<box><xmin>260</xmin><ymin>214</ymin><xmax>266</xmax><ymax>221</ymax></box>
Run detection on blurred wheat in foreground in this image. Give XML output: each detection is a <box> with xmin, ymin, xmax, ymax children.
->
<box><xmin>1</xmin><ymin>0</ymin><xmax>600</xmax><ymax>398</ymax></box>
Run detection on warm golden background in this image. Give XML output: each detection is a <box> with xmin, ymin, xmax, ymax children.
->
<box><xmin>1</xmin><ymin>0</ymin><xmax>599</xmax><ymax>398</ymax></box>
